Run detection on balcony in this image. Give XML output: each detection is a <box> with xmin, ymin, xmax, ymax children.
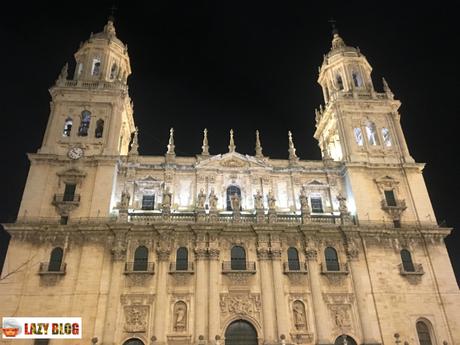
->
<box><xmin>38</xmin><ymin>262</ymin><xmax>66</xmax><ymax>275</ymax></box>
<box><xmin>53</xmin><ymin>194</ymin><xmax>80</xmax><ymax>204</ymax></box>
<box><xmin>399</xmin><ymin>263</ymin><xmax>424</xmax><ymax>276</ymax></box>
<box><xmin>222</xmin><ymin>261</ymin><xmax>256</xmax><ymax>273</ymax></box>
<box><xmin>169</xmin><ymin>262</ymin><xmax>194</xmax><ymax>274</ymax></box>
<box><xmin>124</xmin><ymin>262</ymin><xmax>155</xmax><ymax>274</ymax></box>
<box><xmin>320</xmin><ymin>262</ymin><xmax>349</xmax><ymax>275</ymax></box>
<box><xmin>283</xmin><ymin>261</ymin><xmax>308</xmax><ymax>274</ymax></box>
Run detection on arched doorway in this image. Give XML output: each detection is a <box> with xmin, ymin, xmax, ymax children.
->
<box><xmin>123</xmin><ymin>338</ymin><xmax>144</xmax><ymax>345</ymax></box>
<box><xmin>225</xmin><ymin>320</ymin><xmax>257</xmax><ymax>345</ymax></box>
<box><xmin>334</xmin><ymin>335</ymin><xmax>358</xmax><ymax>345</ymax></box>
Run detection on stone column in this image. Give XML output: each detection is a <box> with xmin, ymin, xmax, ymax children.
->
<box><xmin>102</xmin><ymin>230</ymin><xmax>127</xmax><ymax>345</ymax></box>
<box><xmin>194</xmin><ymin>247</ymin><xmax>209</xmax><ymax>342</ymax></box>
<box><xmin>257</xmin><ymin>246</ymin><xmax>277</xmax><ymax>342</ymax></box>
<box><xmin>393</xmin><ymin>116</ymin><xmax>413</xmax><ymax>162</ymax></box>
<box><xmin>347</xmin><ymin>239</ymin><xmax>382</xmax><ymax>345</ymax></box>
<box><xmin>271</xmin><ymin>247</ymin><xmax>290</xmax><ymax>341</ymax></box>
<box><xmin>208</xmin><ymin>246</ymin><xmax>221</xmax><ymax>340</ymax></box>
<box><xmin>305</xmin><ymin>244</ymin><xmax>331</xmax><ymax>345</ymax></box>
<box><xmin>154</xmin><ymin>246</ymin><xmax>171</xmax><ymax>345</ymax></box>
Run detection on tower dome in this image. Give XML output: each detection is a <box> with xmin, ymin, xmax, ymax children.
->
<box><xmin>72</xmin><ymin>18</ymin><xmax>131</xmax><ymax>83</ymax></box>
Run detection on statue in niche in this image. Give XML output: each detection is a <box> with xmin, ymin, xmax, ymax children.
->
<box><xmin>209</xmin><ymin>188</ymin><xmax>218</xmax><ymax>210</ymax></box>
<box><xmin>162</xmin><ymin>186</ymin><xmax>172</xmax><ymax>209</ymax></box>
<box><xmin>197</xmin><ymin>188</ymin><xmax>206</xmax><ymax>209</ymax></box>
<box><xmin>299</xmin><ymin>187</ymin><xmax>309</xmax><ymax>211</ymax></box>
<box><xmin>293</xmin><ymin>301</ymin><xmax>307</xmax><ymax>330</ymax></box>
<box><xmin>58</xmin><ymin>63</ymin><xmax>68</xmax><ymax>80</ymax></box>
<box><xmin>120</xmin><ymin>189</ymin><xmax>130</xmax><ymax>209</ymax></box>
<box><xmin>254</xmin><ymin>190</ymin><xmax>263</xmax><ymax>210</ymax></box>
<box><xmin>267</xmin><ymin>190</ymin><xmax>276</xmax><ymax>210</ymax></box>
<box><xmin>231</xmin><ymin>193</ymin><xmax>240</xmax><ymax>211</ymax></box>
<box><xmin>173</xmin><ymin>301</ymin><xmax>187</xmax><ymax>332</ymax></box>
<box><xmin>337</xmin><ymin>194</ymin><xmax>349</xmax><ymax>214</ymax></box>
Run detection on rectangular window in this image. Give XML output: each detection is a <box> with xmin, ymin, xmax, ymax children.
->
<box><xmin>310</xmin><ymin>197</ymin><xmax>323</xmax><ymax>213</ymax></box>
<box><xmin>393</xmin><ymin>220</ymin><xmax>401</xmax><ymax>228</ymax></box>
<box><xmin>384</xmin><ymin>190</ymin><xmax>397</xmax><ymax>207</ymax></box>
<box><xmin>60</xmin><ymin>216</ymin><xmax>69</xmax><ymax>225</ymax></box>
<box><xmin>142</xmin><ymin>195</ymin><xmax>155</xmax><ymax>210</ymax></box>
<box><xmin>63</xmin><ymin>183</ymin><xmax>76</xmax><ymax>202</ymax></box>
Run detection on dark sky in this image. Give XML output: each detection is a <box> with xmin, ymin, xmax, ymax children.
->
<box><xmin>1</xmin><ymin>1</ymin><xmax>459</xmax><ymax>284</ymax></box>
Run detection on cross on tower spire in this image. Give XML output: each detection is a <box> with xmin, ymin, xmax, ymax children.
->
<box><xmin>109</xmin><ymin>4</ymin><xmax>118</xmax><ymax>22</ymax></box>
<box><xmin>328</xmin><ymin>18</ymin><xmax>338</xmax><ymax>35</ymax></box>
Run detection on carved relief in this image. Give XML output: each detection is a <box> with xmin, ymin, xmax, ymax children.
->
<box><xmin>323</xmin><ymin>293</ymin><xmax>355</xmax><ymax>334</ymax></box>
<box><xmin>123</xmin><ymin>305</ymin><xmax>149</xmax><ymax>333</ymax></box>
<box><xmin>220</xmin><ymin>293</ymin><xmax>261</xmax><ymax>320</ymax></box>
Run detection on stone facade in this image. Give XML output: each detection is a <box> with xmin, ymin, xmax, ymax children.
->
<box><xmin>0</xmin><ymin>20</ymin><xmax>459</xmax><ymax>345</ymax></box>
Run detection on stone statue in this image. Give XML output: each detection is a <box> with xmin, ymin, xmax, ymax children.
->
<box><xmin>230</xmin><ymin>193</ymin><xmax>240</xmax><ymax>211</ymax></box>
<box><xmin>293</xmin><ymin>301</ymin><xmax>306</xmax><ymax>330</ymax></box>
<box><xmin>300</xmin><ymin>187</ymin><xmax>309</xmax><ymax>210</ymax></box>
<box><xmin>197</xmin><ymin>188</ymin><xmax>206</xmax><ymax>209</ymax></box>
<box><xmin>267</xmin><ymin>190</ymin><xmax>276</xmax><ymax>210</ymax></box>
<box><xmin>254</xmin><ymin>190</ymin><xmax>263</xmax><ymax>210</ymax></box>
<box><xmin>174</xmin><ymin>302</ymin><xmax>187</xmax><ymax>332</ymax></box>
<box><xmin>209</xmin><ymin>188</ymin><xmax>218</xmax><ymax>211</ymax></box>
<box><xmin>337</xmin><ymin>193</ymin><xmax>349</xmax><ymax>214</ymax></box>
<box><xmin>162</xmin><ymin>186</ymin><xmax>172</xmax><ymax>210</ymax></box>
<box><xmin>120</xmin><ymin>189</ymin><xmax>130</xmax><ymax>209</ymax></box>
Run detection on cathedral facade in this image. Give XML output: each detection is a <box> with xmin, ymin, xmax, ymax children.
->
<box><xmin>1</xmin><ymin>19</ymin><xmax>459</xmax><ymax>345</ymax></box>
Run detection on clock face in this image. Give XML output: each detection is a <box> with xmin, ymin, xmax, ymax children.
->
<box><xmin>68</xmin><ymin>147</ymin><xmax>84</xmax><ymax>160</ymax></box>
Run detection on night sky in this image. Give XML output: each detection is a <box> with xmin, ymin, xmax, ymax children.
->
<box><xmin>1</xmin><ymin>2</ymin><xmax>458</xmax><ymax>284</ymax></box>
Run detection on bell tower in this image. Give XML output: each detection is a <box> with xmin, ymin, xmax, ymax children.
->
<box><xmin>39</xmin><ymin>17</ymin><xmax>134</xmax><ymax>158</ymax></box>
<box><xmin>314</xmin><ymin>27</ymin><xmax>414</xmax><ymax>164</ymax></box>
<box><xmin>18</xmin><ymin>18</ymin><xmax>136</xmax><ymax>221</ymax></box>
<box><xmin>314</xmin><ymin>26</ymin><xmax>436</xmax><ymax>226</ymax></box>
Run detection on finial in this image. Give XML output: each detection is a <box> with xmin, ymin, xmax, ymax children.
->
<box><xmin>58</xmin><ymin>63</ymin><xmax>68</xmax><ymax>81</ymax></box>
<box><xmin>201</xmin><ymin>128</ymin><xmax>209</xmax><ymax>155</ymax></box>
<box><xmin>108</xmin><ymin>4</ymin><xmax>117</xmax><ymax>22</ymax></box>
<box><xmin>328</xmin><ymin>18</ymin><xmax>338</xmax><ymax>35</ymax></box>
<box><xmin>288</xmin><ymin>131</ymin><xmax>298</xmax><ymax>161</ymax></box>
<box><xmin>228</xmin><ymin>129</ymin><xmax>236</xmax><ymax>153</ymax></box>
<box><xmin>129</xmin><ymin>127</ymin><xmax>139</xmax><ymax>155</ymax></box>
<box><xmin>382</xmin><ymin>77</ymin><xmax>394</xmax><ymax>98</ymax></box>
<box><xmin>167</xmin><ymin>128</ymin><xmax>175</xmax><ymax>155</ymax></box>
<box><xmin>255</xmin><ymin>130</ymin><xmax>263</xmax><ymax>158</ymax></box>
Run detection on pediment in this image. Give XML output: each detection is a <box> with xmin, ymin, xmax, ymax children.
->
<box><xmin>196</xmin><ymin>152</ymin><xmax>270</xmax><ymax>169</ymax></box>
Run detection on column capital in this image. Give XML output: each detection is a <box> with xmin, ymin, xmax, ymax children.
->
<box><xmin>195</xmin><ymin>247</ymin><xmax>208</xmax><ymax>260</ymax></box>
<box><xmin>257</xmin><ymin>247</ymin><xmax>271</xmax><ymax>260</ymax></box>
<box><xmin>271</xmin><ymin>248</ymin><xmax>282</xmax><ymax>260</ymax></box>
<box><xmin>156</xmin><ymin>247</ymin><xmax>171</xmax><ymax>261</ymax></box>
<box><xmin>208</xmin><ymin>248</ymin><xmax>220</xmax><ymax>260</ymax></box>
<box><xmin>305</xmin><ymin>248</ymin><xmax>318</xmax><ymax>261</ymax></box>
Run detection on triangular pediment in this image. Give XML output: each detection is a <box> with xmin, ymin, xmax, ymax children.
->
<box><xmin>196</xmin><ymin>151</ymin><xmax>270</xmax><ymax>169</ymax></box>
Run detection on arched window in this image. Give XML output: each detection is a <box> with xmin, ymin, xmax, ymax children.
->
<box><xmin>231</xmin><ymin>246</ymin><xmax>246</xmax><ymax>270</ymax></box>
<box><xmin>63</xmin><ymin>117</ymin><xmax>73</xmax><ymax>137</ymax></box>
<box><xmin>382</xmin><ymin>128</ymin><xmax>392</xmax><ymax>147</ymax></box>
<box><xmin>334</xmin><ymin>335</ymin><xmax>358</xmax><ymax>345</ymax></box>
<box><xmin>365</xmin><ymin>122</ymin><xmax>379</xmax><ymax>145</ymax></box>
<box><xmin>400</xmin><ymin>249</ymin><xmax>415</xmax><ymax>272</ymax></box>
<box><xmin>91</xmin><ymin>58</ymin><xmax>101</xmax><ymax>76</ymax></box>
<box><xmin>353</xmin><ymin>127</ymin><xmax>363</xmax><ymax>146</ymax></box>
<box><xmin>95</xmin><ymin>119</ymin><xmax>104</xmax><ymax>138</ymax></box>
<box><xmin>123</xmin><ymin>339</ymin><xmax>145</xmax><ymax>345</ymax></box>
<box><xmin>133</xmin><ymin>246</ymin><xmax>148</xmax><ymax>271</ymax></box>
<box><xmin>288</xmin><ymin>247</ymin><xmax>300</xmax><ymax>271</ymax></box>
<box><xmin>325</xmin><ymin>247</ymin><xmax>340</xmax><ymax>271</ymax></box>
<box><xmin>78</xmin><ymin>110</ymin><xmax>91</xmax><ymax>136</ymax></box>
<box><xmin>352</xmin><ymin>72</ymin><xmax>363</xmax><ymax>87</ymax></box>
<box><xmin>416</xmin><ymin>320</ymin><xmax>434</xmax><ymax>345</ymax></box>
<box><xmin>336</xmin><ymin>74</ymin><xmax>344</xmax><ymax>90</ymax></box>
<box><xmin>48</xmin><ymin>247</ymin><xmax>63</xmax><ymax>272</ymax></box>
<box><xmin>110</xmin><ymin>63</ymin><xmax>118</xmax><ymax>79</ymax></box>
<box><xmin>176</xmin><ymin>247</ymin><xmax>188</xmax><ymax>270</ymax></box>
<box><xmin>226</xmin><ymin>185</ymin><xmax>241</xmax><ymax>211</ymax></box>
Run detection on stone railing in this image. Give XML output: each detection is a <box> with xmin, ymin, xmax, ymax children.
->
<box><xmin>398</xmin><ymin>263</ymin><xmax>424</xmax><ymax>276</ymax></box>
<box><xmin>124</xmin><ymin>262</ymin><xmax>155</xmax><ymax>274</ymax></box>
<box><xmin>283</xmin><ymin>261</ymin><xmax>308</xmax><ymax>273</ymax></box>
<box><xmin>222</xmin><ymin>261</ymin><xmax>256</xmax><ymax>273</ymax></box>
<box><xmin>55</xmin><ymin>79</ymin><xmax>128</xmax><ymax>91</ymax></box>
<box><xmin>169</xmin><ymin>262</ymin><xmax>194</xmax><ymax>273</ymax></box>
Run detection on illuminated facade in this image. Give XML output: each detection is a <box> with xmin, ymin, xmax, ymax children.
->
<box><xmin>1</xmin><ymin>19</ymin><xmax>459</xmax><ymax>345</ymax></box>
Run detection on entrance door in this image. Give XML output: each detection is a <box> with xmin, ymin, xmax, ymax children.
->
<box><xmin>225</xmin><ymin>320</ymin><xmax>257</xmax><ymax>345</ymax></box>
<box><xmin>334</xmin><ymin>335</ymin><xmax>358</xmax><ymax>345</ymax></box>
